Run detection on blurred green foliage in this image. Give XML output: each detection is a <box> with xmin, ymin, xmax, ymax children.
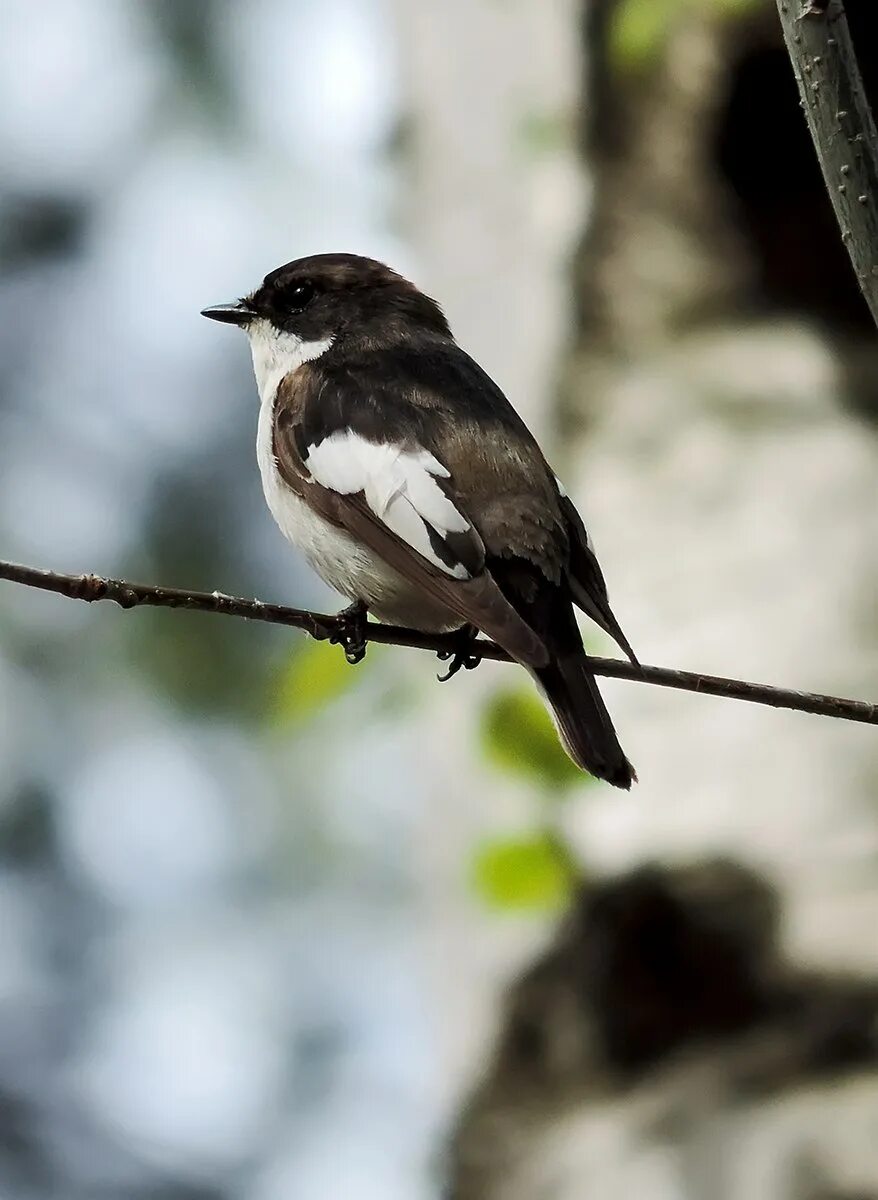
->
<box><xmin>471</xmin><ymin>833</ymin><xmax>574</xmax><ymax>911</ymax></box>
<box><xmin>271</xmin><ymin>638</ymin><xmax>366</xmax><ymax>725</ymax></box>
<box><xmin>610</xmin><ymin>0</ymin><xmax>758</xmax><ymax>70</ymax></box>
<box><xmin>516</xmin><ymin>110</ymin><xmax>570</xmax><ymax>158</ymax></box>
<box><xmin>480</xmin><ymin>686</ymin><xmax>585</xmax><ymax>790</ymax></box>
<box><xmin>127</xmin><ymin>607</ymin><xmax>281</xmax><ymax>720</ymax></box>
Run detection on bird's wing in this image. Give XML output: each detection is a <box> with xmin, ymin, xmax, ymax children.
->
<box><xmin>554</xmin><ymin>485</ymin><xmax>639</xmax><ymax>665</ymax></box>
<box><xmin>270</xmin><ymin>359</ymin><xmax>550</xmax><ymax>668</ymax></box>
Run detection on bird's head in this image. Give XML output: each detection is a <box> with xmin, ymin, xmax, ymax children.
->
<box><xmin>201</xmin><ymin>252</ymin><xmax>450</xmax><ymax>351</ymax></box>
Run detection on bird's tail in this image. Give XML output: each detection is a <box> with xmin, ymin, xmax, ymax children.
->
<box><xmin>531</xmin><ymin>651</ymin><xmax>636</xmax><ymax>789</ymax></box>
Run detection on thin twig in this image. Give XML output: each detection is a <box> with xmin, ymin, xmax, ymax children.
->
<box><xmin>776</xmin><ymin>0</ymin><xmax>878</xmax><ymax>326</ymax></box>
<box><xmin>0</xmin><ymin>559</ymin><xmax>875</xmax><ymax>727</ymax></box>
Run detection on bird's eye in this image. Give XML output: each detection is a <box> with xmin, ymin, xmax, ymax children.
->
<box><xmin>282</xmin><ymin>280</ymin><xmax>316</xmax><ymax>311</ymax></box>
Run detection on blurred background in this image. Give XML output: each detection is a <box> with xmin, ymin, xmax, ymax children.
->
<box><xmin>0</xmin><ymin>2</ymin><xmax>877</xmax><ymax>1198</ymax></box>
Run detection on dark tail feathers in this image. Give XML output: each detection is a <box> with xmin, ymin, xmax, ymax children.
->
<box><xmin>533</xmin><ymin>653</ymin><xmax>636</xmax><ymax>789</ymax></box>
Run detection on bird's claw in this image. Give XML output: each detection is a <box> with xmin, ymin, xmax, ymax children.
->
<box><xmin>329</xmin><ymin>601</ymin><xmax>368</xmax><ymax>665</ymax></box>
<box><xmin>437</xmin><ymin>625</ymin><xmax>481</xmax><ymax>682</ymax></box>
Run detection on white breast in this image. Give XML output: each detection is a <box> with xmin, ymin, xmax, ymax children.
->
<box><xmin>249</xmin><ymin>321</ymin><xmax>375</xmax><ymax>599</ymax></box>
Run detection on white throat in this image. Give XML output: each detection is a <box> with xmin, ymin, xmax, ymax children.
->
<box><xmin>246</xmin><ymin>318</ymin><xmax>334</xmax><ymax>404</ymax></box>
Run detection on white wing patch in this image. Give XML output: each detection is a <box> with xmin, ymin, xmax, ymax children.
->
<box><xmin>305</xmin><ymin>430</ymin><xmax>473</xmax><ymax>578</ymax></box>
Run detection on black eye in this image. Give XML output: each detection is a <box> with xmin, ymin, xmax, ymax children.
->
<box><xmin>281</xmin><ymin>280</ymin><xmax>316</xmax><ymax>311</ymax></box>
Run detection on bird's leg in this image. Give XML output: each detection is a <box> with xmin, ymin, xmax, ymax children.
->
<box><xmin>437</xmin><ymin>623</ymin><xmax>481</xmax><ymax>682</ymax></box>
<box><xmin>328</xmin><ymin>599</ymin><xmax>369</xmax><ymax>664</ymax></box>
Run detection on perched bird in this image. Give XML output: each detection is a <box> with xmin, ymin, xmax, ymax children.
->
<box><xmin>202</xmin><ymin>254</ymin><xmax>637</xmax><ymax>787</ymax></box>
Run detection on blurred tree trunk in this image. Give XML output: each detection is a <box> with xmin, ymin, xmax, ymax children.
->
<box><xmin>391</xmin><ymin>0</ymin><xmax>590</xmax><ymax>1099</ymax></box>
<box><xmin>395</xmin><ymin>2</ymin><xmax>878</xmax><ymax>1197</ymax></box>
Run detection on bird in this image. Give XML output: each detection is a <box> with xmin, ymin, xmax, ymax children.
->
<box><xmin>202</xmin><ymin>253</ymin><xmax>637</xmax><ymax>787</ymax></box>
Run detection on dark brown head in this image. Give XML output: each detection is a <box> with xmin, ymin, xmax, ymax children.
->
<box><xmin>201</xmin><ymin>252</ymin><xmax>451</xmax><ymax>346</ymax></box>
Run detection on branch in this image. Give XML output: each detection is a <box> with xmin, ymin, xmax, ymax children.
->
<box><xmin>1</xmin><ymin>559</ymin><xmax>875</xmax><ymax>727</ymax></box>
<box><xmin>776</xmin><ymin>0</ymin><xmax>878</xmax><ymax>326</ymax></box>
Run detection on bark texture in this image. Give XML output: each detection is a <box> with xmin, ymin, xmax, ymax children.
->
<box><xmin>775</xmin><ymin>0</ymin><xmax>878</xmax><ymax>326</ymax></box>
<box><xmin>452</xmin><ymin>862</ymin><xmax>878</xmax><ymax>1200</ymax></box>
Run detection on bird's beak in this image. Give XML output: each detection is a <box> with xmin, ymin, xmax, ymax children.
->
<box><xmin>200</xmin><ymin>300</ymin><xmax>254</xmax><ymax>327</ymax></box>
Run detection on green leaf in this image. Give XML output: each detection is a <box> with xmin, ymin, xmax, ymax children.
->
<box><xmin>471</xmin><ymin>834</ymin><xmax>574</xmax><ymax>911</ymax></box>
<box><xmin>517</xmin><ymin>110</ymin><xmax>569</xmax><ymax>157</ymax></box>
<box><xmin>610</xmin><ymin>0</ymin><xmax>758</xmax><ymax>70</ymax></box>
<box><xmin>480</xmin><ymin>687</ymin><xmax>583</xmax><ymax>790</ymax></box>
<box><xmin>270</xmin><ymin>638</ymin><xmax>363</xmax><ymax>725</ymax></box>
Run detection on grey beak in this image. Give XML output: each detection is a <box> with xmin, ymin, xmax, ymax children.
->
<box><xmin>200</xmin><ymin>300</ymin><xmax>254</xmax><ymax>327</ymax></box>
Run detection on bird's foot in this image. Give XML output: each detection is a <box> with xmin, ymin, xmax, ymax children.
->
<box><xmin>329</xmin><ymin>600</ymin><xmax>368</xmax><ymax>665</ymax></box>
<box><xmin>437</xmin><ymin>624</ymin><xmax>481</xmax><ymax>682</ymax></box>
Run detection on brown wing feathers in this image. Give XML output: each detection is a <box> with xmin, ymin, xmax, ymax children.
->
<box><xmin>271</xmin><ymin>370</ymin><xmax>549</xmax><ymax>668</ymax></box>
<box><xmin>271</xmin><ymin>357</ymin><xmax>636</xmax><ymax>786</ymax></box>
<box><xmin>558</xmin><ymin>493</ymin><xmax>639</xmax><ymax>665</ymax></box>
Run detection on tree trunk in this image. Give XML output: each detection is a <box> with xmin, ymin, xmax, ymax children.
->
<box><xmin>396</xmin><ymin>3</ymin><xmax>878</xmax><ymax>1197</ymax></box>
